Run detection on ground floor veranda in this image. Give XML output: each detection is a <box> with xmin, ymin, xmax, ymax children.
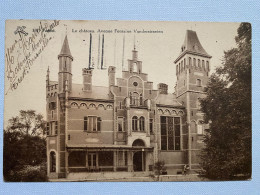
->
<box><xmin>67</xmin><ymin>147</ymin><xmax>153</xmax><ymax>172</ymax></box>
<box><xmin>65</xmin><ymin>146</ymin><xmax>154</xmax><ymax>173</ymax></box>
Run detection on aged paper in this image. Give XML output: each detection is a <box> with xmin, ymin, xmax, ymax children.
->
<box><xmin>5</xmin><ymin>20</ymin><xmax>250</xmax><ymax>182</ymax></box>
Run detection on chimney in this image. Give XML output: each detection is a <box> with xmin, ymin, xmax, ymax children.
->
<box><xmin>158</xmin><ymin>83</ymin><xmax>168</xmax><ymax>94</ymax></box>
<box><xmin>82</xmin><ymin>68</ymin><xmax>92</xmax><ymax>92</ymax></box>
<box><xmin>108</xmin><ymin>66</ymin><xmax>116</xmax><ymax>87</ymax></box>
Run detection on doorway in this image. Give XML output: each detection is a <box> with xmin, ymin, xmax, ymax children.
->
<box><xmin>133</xmin><ymin>151</ymin><xmax>145</xmax><ymax>172</ymax></box>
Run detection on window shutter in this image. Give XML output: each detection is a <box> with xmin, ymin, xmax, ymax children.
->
<box><xmin>84</xmin><ymin>117</ymin><xmax>88</xmax><ymax>131</ymax></box>
<box><xmin>97</xmin><ymin>117</ymin><xmax>102</xmax><ymax>131</ymax></box>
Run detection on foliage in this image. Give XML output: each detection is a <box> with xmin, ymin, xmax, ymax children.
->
<box><xmin>200</xmin><ymin>23</ymin><xmax>251</xmax><ymax>180</ymax></box>
<box><xmin>7</xmin><ymin>109</ymin><xmax>46</xmax><ymax>136</ymax></box>
<box><xmin>3</xmin><ymin>110</ymin><xmax>47</xmax><ymax>182</ymax></box>
<box><xmin>150</xmin><ymin>161</ymin><xmax>167</xmax><ymax>181</ymax></box>
<box><xmin>7</xmin><ymin>163</ymin><xmax>48</xmax><ymax>182</ymax></box>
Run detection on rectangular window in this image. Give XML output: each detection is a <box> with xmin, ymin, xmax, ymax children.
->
<box><xmin>49</xmin><ymin>102</ymin><xmax>56</xmax><ymax>110</ymax></box>
<box><xmin>55</xmin><ymin>121</ymin><xmax>58</xmax><ymax>135</ymax></box>
<box><xmin>46</xmin><ymin>123</ymin><xmax>49</xmax><ymax>135</ymax></box>
<box><xmin>161</xmin><ymin>116</ymin><xmax>167</xmax><ymax>150</ymax></box>
<box><xmin>118</xmin><ymin>101</ymin><xmax>122</xmax><ymax>109</ymax></box>
<box><xmin>174</xmin><ymin>117</ymin><xmax>181</xmax><ymax>150</ymax></box>
<box><xmin>84</xmin><ymin>116</ymin><xmax>101</xmax><ymax>132</ymax></box>
<box><xmin>149</xmin><ymin>119</ymin><xmax>153</xmax><ymax>133</ymax></box>
<box><xmin>118</xmin><ymin>117</ymin><xmax>124</xmax><ymax>132</ymax></box>
<box><xmin>197</xmin><ymin>125</ymin><xmax>203</xmax><ymax>135</ymax></box>
<box><xmin>160</xmin><ymin>116</ymin><xmax>181</xmax><ymax>151</ymax></box>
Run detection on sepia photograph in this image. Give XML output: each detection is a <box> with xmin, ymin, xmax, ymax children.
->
<box><xmin>4</xmin><ymin>20</ymin><xmax>251</xmax><ymax>182</ymax></box>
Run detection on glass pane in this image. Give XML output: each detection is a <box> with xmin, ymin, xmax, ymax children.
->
<box><xmin>175</xmin><ymin>137</ymin><xmax>180</xmax><ymax>150</ymax></box>
<box><xmin>168</xmin><ymin>135</ymin><xmax>174</xmax><ymax>150</ymax></box>
<box><xmin>118</xmin><ymin>123</ymin><xmax>122</xmax><ymax>131</ymax></box>
<box><xmin>93</xmin><ymin>154</ymin><xmax>96</xmax><ymax>166</ymax></box>
<box><xmin>93</xmin><ymin>117</ymin><xmax>97</xmax><ymax>131</ymax></box>
<box><xmin>88</xmin><ymin>155</ymin><xmax>92</xmax><ymax>167</ymax></box>
<box><xmin>160</xmin><ymin>116</ymin><xmax>166</xmax><ymax>123</ymax></box>
<box><xmin>89</xmin><ymin>117</ymin><xmax>93</xmax><ymax>131</ymax></box>
<box><xmin>168</xmin><ymin>117</ymin><xmax>173</xmax><ymax>125</ymax></box>
<box><xmin>174</xmin><ymin>117</ymin><xmax>180</xmax><ymax>124</ymax></box>
<box><xmin>161</xmin><ymin>124</ymin><xmax>167</xmax><ymax>135</ymax></box>
<box><xmin>175</xmin><ymin>125</ymin><xmax>180</xmax><ymax>136</ymax></box>
<box><xmin>161</xmin><ymin>136</ymin><xmax>167</xmax><ymax>150</ymax></box>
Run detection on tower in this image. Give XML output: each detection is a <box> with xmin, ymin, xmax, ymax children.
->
<box><xmin>174</xmin><ymin>30</ymin><xmax>212</xmax><ymax>170</ymax></box>
<box><xmin>58</xmin><ymin>35</ymin><xmax>73</xmax><ymax>93</ymax></box>
<box><xmin>128</xmin><ymin>48</ymin><xmax>142</xmax><ymax>73</ymax></box>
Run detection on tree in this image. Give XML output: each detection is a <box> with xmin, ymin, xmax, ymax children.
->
<box><xmin>3</xmin><ymin>110</ymin><xmax>47</xmax><ymax>181</ymax></box>
<box><xmin>200</xmin><ymin>23</ymin><xmax>251</xmax><ymax>180</ymax></box>
<box><xmin>7</xmin><ymin>109</ymin><xmax>46</xmax><ymax>136</ymax></box>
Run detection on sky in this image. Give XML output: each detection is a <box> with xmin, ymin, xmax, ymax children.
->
<box><xmin>4</xmin><ymin>20</ymin><xmax>240</xmax><ymax>126</ymax></box>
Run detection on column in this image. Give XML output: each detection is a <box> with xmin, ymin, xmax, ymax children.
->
<box><xmin>128</xmin><ymin>151</ymin><xmax>133</xmax><ymax>172</ymax></box>
<box><xmin>65</xmin><ymin>151</ymin><xmax>69</xmax><ymax>174</ymax></box>
<box><xmin>113</xmin><ymin>150</ymin><xmax>117</xmax><ymax>171</ymax></box>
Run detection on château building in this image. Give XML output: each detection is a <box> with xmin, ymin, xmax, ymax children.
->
<box><xmin>46</xmin><ymin>30</ymin><xmax>211</xmax><ymax>179</ymax></box>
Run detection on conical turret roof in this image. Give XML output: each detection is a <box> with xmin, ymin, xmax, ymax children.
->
<box><xmin>174</xmin><ymin>30</ymin><xmax>211</xmax><ymax>63</ymax></box>
<box><xmin>58</xmin><ymin>35</ymin><xmax>73</xmax><ymax>60</ymax></box>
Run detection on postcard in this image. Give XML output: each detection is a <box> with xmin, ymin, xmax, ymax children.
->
<box><xmin>4</xmin><ymin>20</ymin><xmax>251</xmax><ymax>182</ymax></box>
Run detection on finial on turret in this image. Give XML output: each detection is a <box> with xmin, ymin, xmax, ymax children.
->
<box><xmin>133</xmin><ymin>34</ymin><xmax>136</xmax><ymax>50</ymax></box>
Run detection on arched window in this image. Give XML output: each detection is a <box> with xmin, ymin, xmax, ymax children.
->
<box><xmin>202</xmin><ymin>60</ymin><xmax>205</xmax><ymax>69</ymax></box>
<box><xmin>189</xmin><ymin>57</ymin><xmax>192</xmax><ymax>66</ymax></box>
<box><xmin>176</xmin><ymin>65</ymin><xmax>178</xmax><ymax>74</ymax></box>
<box><xmin>184</xmin><ymin>59</ymin><xmax>186</xmax><ymax>66</ymax></box>
<box><xmin>198</xmin><ymin>59</ymin><xmax>201</xmax><ymax>68</ymax></box>
<box><xmin>139</xmin><ymin>116</ymin><xmax>145</xmax><ymax>131</ymax></box>
<box><xmin>197</xmin><ymin>98</ymin><xmax>201</xmax><ymax>109</ymax></box>
<box><xmin>132</xmin><ymin>139</ymin><xmax>145</xmax><ymax>147</ymax></box>
<box><xmin>181</xmin><ymin>61</ymin><xmax>183</xmax><ymax>70</ymax></box>
<box><xmin>206</xmin><ymin>61</ymin><xmax>209</xmax><ymax>70</ymax></box>
<box><xmin>50</xmin><ymin>151</ymin><xmax>56</xmax><ymax>172</ymax></box>
<box><xmin>132</xmin><ymin>116</ymin><xmax>138</xmax><ymax>131</ymax></box>
<box><xmin>193</xmin><ymin>58</ymin><xmax>196</xmax><ymax>67</ymax></box>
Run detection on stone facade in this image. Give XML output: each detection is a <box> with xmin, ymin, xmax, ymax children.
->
<box><xmin>46</xmin><ymin>30</ymin><xmax>211</xmax><ymax>179</ymax></box>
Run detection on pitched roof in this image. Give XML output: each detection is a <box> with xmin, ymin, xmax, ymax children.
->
<box><xmin>174</xmin><ymin>30</ymin><xmax>211</xmax><ymax>63</ymax></box>
<box><xmin>155</xmin><ymin>93</ymin><xmax>183</xmax><ymax>108</ymax></box>
<box><xmin>58</xmin><ymin>35</ymin><xmax>73</xmax><ymax>59</ymax></box>
<box><xmin>70</xmin><ymin>84</ymin><xmax>110</xmax><ymax>100</ymax></box>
